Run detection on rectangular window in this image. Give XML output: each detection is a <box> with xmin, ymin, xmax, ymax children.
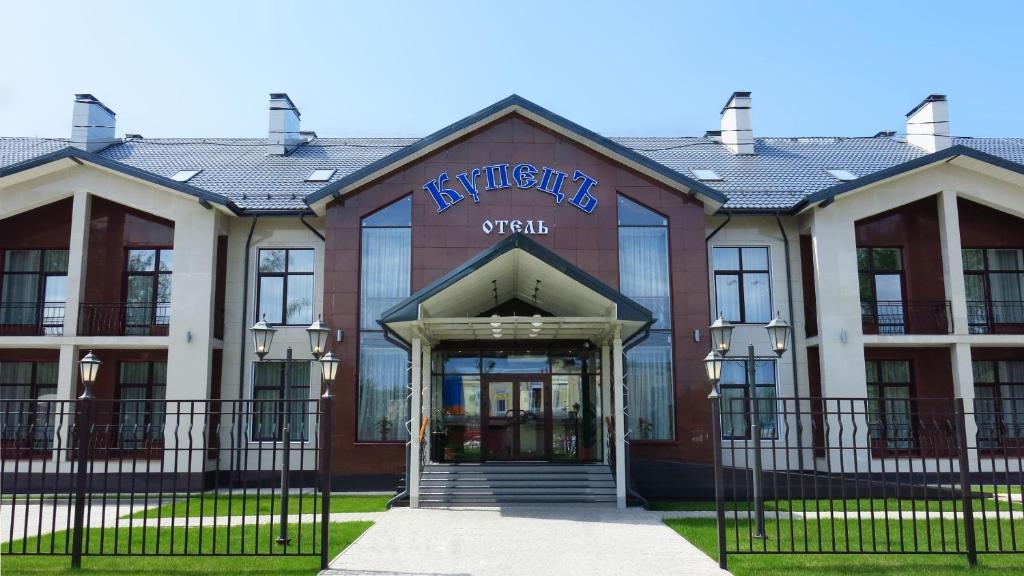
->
<box><xmin>116</xmin><ymin>361</ymin><xmax>167</xmax><ymax>449</ymax></box>
<box><xmin>963</xmin><ymin>248</ymin><xmax>1024</xmax><ymax>333</ymax></box>
<box><xmin>251</xmin><ymin>361</ymin><xmax>311</xmax><ymax>442</ymax></box>
<box><xmin>865</xmin><ymin>360</ymin><xmax>914</xmax><ymax>450</ymax></box>
<box><xmin>713</xmin><ymin>247</ymin><xmax>771</xmax><ymax>323</ymax></box>
<box><xmin>858</xmin><ymin>247</ymin><xmax>905</xmax><ymax>334</ymax></box>
<box><xmin>256</xmin><ymin>248</ymin><xmax>314</xmax><ymax>326</ymax></box>
<box><xmin>0</xmin><ymin>249</ymin><xmax>69</xmax><ymax>335</ymax></box>
<box><xmin>719</xmin><ymin>358</ymin><xmax>777</xmax><ymax>439</ymax></box>
<box><xmin>973</xmin><ymin>359</ymin><xmax>1024</xmax><ymax>449</ymax></box>
<box><xmin>618</xmin><ymin>195</ymin><xmax>675</xmax><ymax>440</ymax></box>
<box><xmin>125</xmin><ymin>249</ymin><xmax>173</xmax><ymax>335</ymax></box>
<box><xmin>358</xmin><ymin>197</ymin><xmax>412</xmax><ymax>442</ymax></box>
<box><xmin>0</xmin><ymin>361</ymin><xmax>58</xmax><ymax>452</ymax></box>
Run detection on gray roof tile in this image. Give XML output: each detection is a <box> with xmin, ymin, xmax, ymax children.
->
<box><xmin>2</xmin><ymin>134</ymin><xmax>1022</xmax><ymax>212</ymax></box>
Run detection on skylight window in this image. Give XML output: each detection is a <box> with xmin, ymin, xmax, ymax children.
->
<box><xmin>826</xmin><ymin>169</ymin><xmax>858</xmax><ymax>181</ymax></box>
<box><xmin>170</xmin><ymin>170</ymin><xmax>201</xmax><ymax>182</ymax></box>
<box><xmin>305</xmin><ymin>169</ymin><xmax>336</xmax><ymax>182</ymax></box>
<box><xmin>691</xmin><ymin>169</ymin><xmax>722</xmax><ymax>181</ymax></box>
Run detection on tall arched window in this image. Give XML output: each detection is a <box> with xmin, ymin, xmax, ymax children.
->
<box><xmin>357</xmin><ymin>196</ymin><xmax>412</xmax><ymax>441</ymax></box>
<box><xmin>617</xmin><ymin>195</ymin><xmax>674</xmax><ymax>440</ymax></box>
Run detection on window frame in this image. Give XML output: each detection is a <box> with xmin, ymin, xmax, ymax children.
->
<box><xmin>617</xmin><ymin>193</ymin><xmax>676</xmax><ymax>442</ymax></box>
<box><xmin>254</xmin><ymin>247</ymin><xmax>316</xmax><ymax>327</ymax></box>
<box><xmin>114</xmin><ymin>360</ymin><xmax>167</xmax><ymax>451</ymax></box>
<box><xmin>857</xmin><ymin>246</ymin><xmax>907</xmax><ymax>333</ymax></box>
<box><xmin>356</xmin><ymin>196</ymin><xmax>413</xmax><ymax>444</ymax></box>
<box><xmin>0</xmin><ymin>360</ymin><xmax>59</xmax><ymax>456</ymax></box>
<box><xmin>0</xmin><ymin>248</ymin><xmax>70</xmax><ymax>334</ymax></box>
<box><xmin>962</xmin><ymin>247</ymin><xmax>1024</xmax><ymax>333</ymax></box>
<box><xmin>718</xmin><ymin>357</ymin><xmax>778</xmax><ymax>440</ymax></box>
<box><xmin>973</xmin><ymin>359</ymin><xmax>1024</xmax><ymax>449</ymax></box>
<box><xmin>249</xmin><ymin>360</ymin><xmax>313</xmax><ymax>443</ymax></box>
<box><xmin>712</xmin><ymin>245</ymin><xmax>773</xmax><ymax>324</ymax></box>
<box><xmin>865</xmin><ymin>359</ymin><xmax>917</xmax><ymax>452</ymax></box>
<box><xmin>124</xmin><ymin>247</ymin><xmax>173</xmax><ymax>332</ymax></box>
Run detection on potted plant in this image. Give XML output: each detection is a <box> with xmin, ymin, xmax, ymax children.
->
<box><xmin>376</xmin><ymin>415</ymin><xmax>393</xmax><ymax>441</ymax></box>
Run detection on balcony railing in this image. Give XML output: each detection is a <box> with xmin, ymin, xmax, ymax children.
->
<box><xmin>0</xmin><ymin>302</ymin><xmax>65</xmax><ymax>336</ymax></box>
<box><xmin>78</xmin><ymin>302</ymin><xmax>170</xmax><ymax>336</ymax></box>
<box><xmin>967</xmin><ymin>300</ymin><xmax>1024</xmax><ymax>334</ymax></box>
<box><xmin>861</xmin><ymin>300</ymin><xmax>953</xmax><ymax>335</ymax></box>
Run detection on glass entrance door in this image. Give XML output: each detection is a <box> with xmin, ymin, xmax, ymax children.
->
<box><xmin>482</xmin><ymin>377</ymin><xmax>550</xmax><ymax>460</ymax></box>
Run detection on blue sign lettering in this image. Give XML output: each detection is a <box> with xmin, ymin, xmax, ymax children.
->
<box><xmin>424</xmin><ymin>163</ymin><xmax>597</xmax><ymax>214</ymax></box>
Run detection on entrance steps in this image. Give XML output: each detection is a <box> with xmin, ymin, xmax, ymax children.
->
<box><xmin>418</xmin><ymin>462</ymin><xmax>616</xmax><ymax>506</ymax></box>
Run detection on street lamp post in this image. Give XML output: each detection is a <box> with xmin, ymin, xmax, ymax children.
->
<box><xmin>71</xmin><ymin>350</ymin><xmax>101</xmax><ymax>568</ymax></box>
<box><xmin>250</xmin><ymin>315</ymin><xmax>331</xmax><ymax>546</ymax></box>
<box><xmin>704</xmin><ymin>313</ymin><xmax>791</xmax><ymax>539</ymax></box>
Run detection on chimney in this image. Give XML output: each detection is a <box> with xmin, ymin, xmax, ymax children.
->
<box><xmin>268</xmin><ymin>93</ymin><xmax>302</xmax><ymax>155</ymax></box>
<box><xmin>71</xmin><ymin>94</ymin><xmax>116</xmax><ymax>152</ymax></box>
<box><xmin>905</xmin><ymin>94</ymin><xmax>950</xmax><ymax>153</ymax></box>
<box><xmin>720</xmin><ymin>91</ymin><xmax>754</xmax><ymax>155</ymax></box>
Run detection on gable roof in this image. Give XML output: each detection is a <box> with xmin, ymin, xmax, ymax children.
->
<box><xmin>0</xmin><ymin>146</ymin><xmax>242</xmax><ymax>213</ymax></box>
<box><xmin>801</xmin><ymin>144</ymin><xmax>1024</xmax><ymax>208</ymax></box>
<box><xmin>379</xmin><ymin>232</ymin><xmax>653</xmax><ymax>327</ymax></box>
<box><xmin>303</xmin><ymin>94</ymin><xmax>729</xmax><ymax>211</ymax></box>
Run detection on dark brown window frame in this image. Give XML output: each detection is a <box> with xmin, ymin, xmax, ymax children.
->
<box><xmin>712</xmin><ymin>246</ymin><xmax>772</xmax><ymax>324</ymax></box>
<box><xmin>124</xmin><ymin>247</ymin><xmax>173</xmax><ymax>330</ymax></box>
<box><xmin>255</xmin><ymin>248</ymin><xmax>315</xmax><ymax>327</ymax></box>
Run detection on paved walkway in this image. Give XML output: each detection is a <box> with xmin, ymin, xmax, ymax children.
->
<box><xmin>322</xmin><ymin>505</ymin><xmax>728</xmax><ymax>576</ymax></box>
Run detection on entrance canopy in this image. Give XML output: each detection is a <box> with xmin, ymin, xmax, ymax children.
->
<box><xmin>379</xmin><ymin>234</ymin><xmax>653</xmax><ymax>344</ymax></box>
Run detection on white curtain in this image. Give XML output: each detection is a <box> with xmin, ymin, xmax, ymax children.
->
<box><xmin>618</xmin><ymin>227</ymin><xmax>671</xmax><ymax>329</ymax></box>
<box><xmin>357</xmin><ymin>332</ymin><xmax>410</xmax><ymax>441</ymax></box>
<box><xmin>989</xmin><ymin>250</ymin><xmax>1024</xmax><ymax>323</ymax></box>
<box><xmin>360</xmin><ymin>228</ymin><xmax>411</xmax><ymax>330</ymax></box>
<box><xmin>625</xmin><ymin>332</ymin><xmax>673</xmax><ymax>440</ymax></box>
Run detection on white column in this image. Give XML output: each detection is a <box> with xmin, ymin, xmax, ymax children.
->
<box><xmin>600</xmin><ymin>344</ymin><xmax>612</xmax><ymax>465</ymax></box>
<box><xmin>951</xmin><ymin>343</ymin><xmax>977</xmax><ymax>450</ymax></box>
<box><xmin>64</xmin><ymin>190</ymin><xmax>91</xmax><ymax>335</ymax></box>
<box><xmin>938</xmin><ymin>190</ymin><xmax>969</xmax><ymax>335</ymax></box>
<box><xmin>421</xmin><ymin>342</ymin><xmax>432</xmax><ymax>465</ymax></box>
<box><xmin>612</xmin><ymin>336</ymin><xmax>626</xmax><ymax>509</ymax></box>
<box><xmin>409</xmin><ymin>337</ymin><xmax>422</xmax><ymax>508</ymax></box>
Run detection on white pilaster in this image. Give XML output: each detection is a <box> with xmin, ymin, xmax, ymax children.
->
<box><xmin>409</xmin><ymin>337</ymin><xmax>422</xmax><ymax>508</ymax></box>
<box><xmin>64</xmin><ymin>190</ymin><xmax>91</xmax><ymax>336</ymax></box>
<box><xmin>810</xmin><ymin>208</ymin><xmax>867</xmax><ymax>398</ymax></box>
<box><xmin>51</xmin><ymin>344</ymin><xmax>78</xmax><ymax>463</ymax></box>
<box><xmin>612</xmin><ymin>336</ymin><xmax>626</xmax><ymax>509</ymax></box>
<box><xmin>600</xmin><ymin>344</ymin><xmax>612</xmax><ymax>465</ymax></box>
<box><xmin>164</xmin><ymin>209</ymin><xmax>217</xmax><ymax>474</ymax></box>
<box><xmin>937</xmin><ymin>190</ymin><xmax>969</xmax><ymax>335</ymax></box>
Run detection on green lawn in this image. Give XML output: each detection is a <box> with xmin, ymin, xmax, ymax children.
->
<box><xmin>123</xmin><ymin>493</ymin><xmax>390</xmax><ymax>519</ymax></box>
<box><xmin>666</xmin><ymin>517</ymin><xmax>1024</xmax><ymax>576</ymax></box>
<box><xmin>650</xmin><ymin>498</ymin><xmax>1023</xmax><ymax>512</ymax></box>
<box><xmin>0</xmin><ymin>521</ymin><xmax>371</xmax><ymax>575</ymax></box>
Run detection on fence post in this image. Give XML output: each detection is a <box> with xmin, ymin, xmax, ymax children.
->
<box><xmin>70</xmin><ymin>395</ymin><xmax>93</xmax><ymax>569</ymax></box>
<box><xmin>954</xmin><ymin>397</ymin><xmax>977</xmax><ymax>567</ymax></box>
<box><xmin>319</xmin><ymin>389</ymin><xmax>333</xmax><ymax>570</ymax></box>
<box><xmin>709</xmin><ymin>390</ymin><xmax>728</xmax><ymax>570</ymax></box>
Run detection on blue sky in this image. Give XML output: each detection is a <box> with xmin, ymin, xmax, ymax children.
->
<box><xmin>1</xmin><ymin>0</ymin><xmax>1022</xmax><ymax>139</ymax></box>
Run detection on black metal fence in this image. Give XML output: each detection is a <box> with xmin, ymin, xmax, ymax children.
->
<box><xmin>861</xmin><ymin>300</ymin><xmax>953</xmax><ymax>335</ymax></box>
<box><xmin>77</xmin><ymin>302</ymin><xmax>171</xmax><ymax>336</ymax></box>
<box><xmin>710</xmin><ymin>395</ymin><xmax>1024</xmax><ymax>569</ymax></box>
<box><xmin>0</xmin><ymin>395</ymin><xmax>334</xmax><ymax>569</ymax></box>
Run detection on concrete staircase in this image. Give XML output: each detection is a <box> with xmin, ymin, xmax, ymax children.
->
<box><xmin>418</xmin><ymin>462</ymin><xmax>616</xmax><ymax>506</ymax></box>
